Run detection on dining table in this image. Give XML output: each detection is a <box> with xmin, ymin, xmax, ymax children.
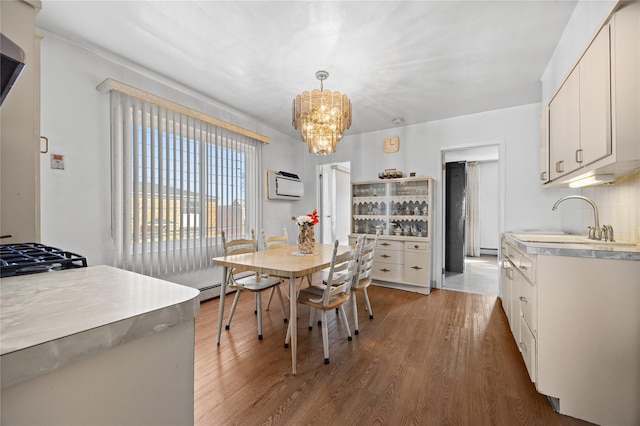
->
<box><xmin>212</xmin><ymin>243</ymin><xmax>351</xmax><ymax>374</ymax></box>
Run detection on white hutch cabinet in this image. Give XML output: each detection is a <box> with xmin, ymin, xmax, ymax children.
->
<box><xmin>349</xmin><ymin>177</ymin><xmax>433</xmax><ymax>293</ymax></box>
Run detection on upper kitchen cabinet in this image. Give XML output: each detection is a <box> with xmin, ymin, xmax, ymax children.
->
<box><xmin>549</xmin><ymin>67</ymin><xmax>581</xmax><ymax>180</ymax></box>
<box><xmin>0</xmin><ymin>0</ymin><xmax>42</xmax><ymax>243</ymax></box>
<box><xmin>548</xmin><ymin>25</ymin><xmax>610</xmax><ymax>181</ymax></box>
<box><xmin>543</xmin><ymin>2</ymin><xmax>640</xmax><ymax>187</ymax></box>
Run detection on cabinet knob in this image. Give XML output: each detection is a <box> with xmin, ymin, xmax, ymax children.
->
<box><xmin>519</xmin><ymin>296</ymin><xmax>528</xmax><ymax>303</ymax></box>
<box><xmin>414</xmin><ymin>245</ymin><xmax>419</xmax><ymax>249</ymax></box>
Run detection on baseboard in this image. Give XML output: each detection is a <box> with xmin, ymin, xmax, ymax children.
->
<box><xmin>480</xmin><ymin>248</ymin><xmax>498</xmax><ymax>256</ymax></box>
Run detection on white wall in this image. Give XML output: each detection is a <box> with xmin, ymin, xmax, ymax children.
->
<box><xmin>39</xmin><ymin>33</ymin><xmax>304</xmax><ymax>281</ymax></box>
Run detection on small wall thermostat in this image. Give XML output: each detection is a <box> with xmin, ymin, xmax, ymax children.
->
<box><xmin>50</xmin><ymin>153</ymin><xmax>65</xmax><ymax>170</ymax></box>
<box><xmin>383</xmin><ymin>136</ymin><xmax>400</xmax><ymax>153</ymax></box>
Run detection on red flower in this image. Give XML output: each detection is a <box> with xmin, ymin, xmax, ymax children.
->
<box><xmin>307</xmin><ymin>209</ymin><xmax>319</xmax><ymax>225</ymax></box>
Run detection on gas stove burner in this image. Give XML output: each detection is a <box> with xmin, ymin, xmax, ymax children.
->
<box><xmin>0</xmin><ymin>243</ymin><xmax>87</xmax><ymax>278</ymax></box>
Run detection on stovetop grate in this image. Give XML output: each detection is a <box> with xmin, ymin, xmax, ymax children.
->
<box><xmin>0</xmin><ymin>243</ymin><xmax>88</xmax><ymax>278</ymax></box>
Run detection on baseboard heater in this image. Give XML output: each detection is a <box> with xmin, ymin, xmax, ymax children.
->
<box><xmin>267</xmin><ymin>171</ymin><xmax>303</xmax><ymax>200</ymax></box>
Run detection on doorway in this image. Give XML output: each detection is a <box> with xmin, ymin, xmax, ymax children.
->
<box><xmin>445</xmin><ymin>161</ymin><xmax>467</xmax><ymax>273</ymax></box>
<box><xmin>317</xmin><ymin>162</ymin><xmax>351</xmax><ymax>245</ymax></box>
<box><xmin>441</xmin><ymin>144</ymin><xmax>502</xmax><ymax>295</ymax></box>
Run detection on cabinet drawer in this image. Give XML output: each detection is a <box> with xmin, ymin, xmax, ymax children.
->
<box><xmin>519</xmin><ymin>319</ymin><xmax>537</xmax><ymax>383</ymax></box>
<box><xmin>506</xmin><ymin>244</ymin><xmax>536</xmax><ymax>284</ymax></box>
<box><xmin>404</xmin><ymin>241</ymin><xmax>428</xmax><ymax>252</ymax></box>
<box><xmin>376</xmin><ymin>240</ymin><xmax>404</xmax><ymax>251</ymax></box>
<box><xmin>375</xmin><ymin>249</ymin><xmax>403</xmax><ymax>264</ymax></box>
<box><xmin>404</xmin><ymin>262</ymin><xmax>429</xmax><ymax>286</ymax></box>
<box><xmin>519</xmin><ymin>279</ymin><xmax>537</xmax><ymax>334</ymax></box>
<box><xmin>372</xmin><ymin>262</ymin><xmax>402</xmax><ymax>282</ymax></box>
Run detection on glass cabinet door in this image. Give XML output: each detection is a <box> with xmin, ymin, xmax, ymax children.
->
<box><xmin>388</xmin><ymin>179</ymin><xmax>429</xmax><ymax>238</ymax></box>
<box><xmin>352</xmin><ymin>181</ymin><xmax>388</xmax><ymax>235</ymax></box>
<box><xmin>352</xmin><ymin>177</ymin><xmax>431</xmax><ymax>239</ymax></box>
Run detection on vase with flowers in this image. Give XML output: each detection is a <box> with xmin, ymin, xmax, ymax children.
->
<box><xmin>291</xmin><ymin>209</ymin><xmax>319</xmax><ymax>254</ymax></box>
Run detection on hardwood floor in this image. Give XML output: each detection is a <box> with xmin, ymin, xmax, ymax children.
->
<box><xmin>194</xmin><ymin>284</ymin><xmax>591</xmax><ymax>425</ymax></box>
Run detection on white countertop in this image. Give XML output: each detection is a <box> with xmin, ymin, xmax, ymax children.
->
<box><xmin>503</xmin><ymin>232</ymin><xmax>640</xmax><ymax>261</ymax></box>
<box><xmin>0</xmin><ymin>265</ymin><xmax>200</xmax><ymax>388</ymax></box>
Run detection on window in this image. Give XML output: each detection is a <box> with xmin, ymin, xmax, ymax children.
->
<box><xmin>107</xmin><ymin>86</ymin><xmax>265</xmax><ymax>276</ymax></box>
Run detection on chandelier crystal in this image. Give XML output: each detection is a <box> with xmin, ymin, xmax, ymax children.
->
<box><xmin>292</xmin><ymin>70</ymin><xmax>352</xmax><ymax>155</ymax></box>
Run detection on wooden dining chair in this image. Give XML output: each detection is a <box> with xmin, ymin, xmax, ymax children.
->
<box><xmin>221</xmin><ymin>229</ymin><xmax>288</xmax><ymax>340</ymax></box>
<box><xmin>351</xmin><ymin>233</ymin><xmax>378</xmax><ymax>335</ymax></box>
<box><xmin>285</xmin><ymin>238</ymin><xmax>361</xmax><ymax>364</ymax></box>
<box><xmin>262</xmin><ymin>228</ymin><xmax>290</xmax><ymax>315</ymax></box>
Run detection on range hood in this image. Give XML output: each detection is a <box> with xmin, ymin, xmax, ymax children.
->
<box><xmin>0</xmin><ymin>33</ymin><xmax>26</xmax><ymax>106</ymax></box>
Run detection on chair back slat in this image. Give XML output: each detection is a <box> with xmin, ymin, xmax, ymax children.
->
<box><xmin>222</xmin><ymin>229</ymin><xmax>257</xmax><ymax>276</ymax></box>
<box><xmin>310</xmin><ymin>238</ymin><xmax>361</xmax><ymax>306</ymax></box>
<box><xmin>262</xmin><ymin>228</ymin><xmax>289</xmax><ymax>250</ymax></box>
<box><xmin>355</xmin><ymin>233</ymin><xmax>377</xmax><ymax>288</ymax></box>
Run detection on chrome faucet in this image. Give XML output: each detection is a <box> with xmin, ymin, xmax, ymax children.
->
<box><xmin>552</xmin><ymin>195</ymin><xmax>602</xmax><ymax>240</ymax></box>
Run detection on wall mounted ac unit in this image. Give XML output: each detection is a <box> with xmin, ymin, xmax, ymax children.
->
<box><xmin>267</xmin><ymin>171</ymin><xmax>303</xmax><ymax>200</ymax></box>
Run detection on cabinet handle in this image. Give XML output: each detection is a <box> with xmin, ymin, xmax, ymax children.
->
<box><xmin>380</xmin><ymin>268</ymin><xmax>390</xmax><ymax>273</ymax></box>
<box><xmin>519</xmin><ymin>296</ymin><xmax>528</xmax><ymax>303</ymax></box>
<box><xmin>381</xmin><ymin>254</ymin><xmax>391</xmax><ymax>258</ymax></box>
<box><xmin>520</xmin><ymin>264</ymin><xmax>528</xmax><ymax>270</ymax></box>
<box><xmin>414</xmin><ymin>245</ymin><xmax>419</xmax><ymax>249</ymax></box>
<box><xmin>540</xmin><ymin>171</ymin><xmax>547</xmax><ymax>181</ymax></box>
<box><xmin>555</xmin><ymin>160</ymin><xmax>564</xmax><ymax>173</ymax></box>
<box><xmin>575</xmin><ymin>149</ymin><xmax>583</xmax><ymax>163</ymax></box>
<box><xmin>381</xmin><ymin>242</ymin><xmax>390</xmax><ymax>246</ymax></box>
<box><xmin>40</xmin><ymin>136</ymin><xmax>49</xmax><ymax>154</ymax></box>
<box><xmin>506</xmin><ymin>268</ymin><xmax>513</xmax><ymax>280</ymax></box>
<box><xmin>410</xmin><ymin>266</ymin><xmax>423</xmax><ymax>270</ymax></box>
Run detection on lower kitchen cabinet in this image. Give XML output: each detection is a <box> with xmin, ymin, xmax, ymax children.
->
<box><xmin>349</xmin><ymin>235</ymin><xmax>431</xmax><ymax>292</ymax></box>
<box><xmin>402</xmin><ymin>241</ymin><xmax>429</xmax><ymax>285</ymax></box>
<box><xmin>500</xmin><ymin>235</ymin><xmax>640</xmax><ymax>426</ymax></box>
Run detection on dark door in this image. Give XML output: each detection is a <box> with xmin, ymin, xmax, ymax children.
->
<box><xmin>445</xmin><ymin>161</ymin><xmax>466</xmax><ymax>273</ymax></box>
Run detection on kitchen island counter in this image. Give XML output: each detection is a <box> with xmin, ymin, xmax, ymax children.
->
<box><xmin>0</xmin><ymin>265</ymin><xmax>200</xmax><ymax>425</ymax></box>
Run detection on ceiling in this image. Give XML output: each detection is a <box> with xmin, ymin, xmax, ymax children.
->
<box><xmin>36</xmin><ymin>1</ymin><xmax>578</xmax><ymax>139</ymax></box>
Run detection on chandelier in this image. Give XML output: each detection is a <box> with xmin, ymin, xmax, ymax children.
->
<box><xmin>292</xmin><ymin>70</ymin><xmax>352</xmax><ymax>155</ymax></box>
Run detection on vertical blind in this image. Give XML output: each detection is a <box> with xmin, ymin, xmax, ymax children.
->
<box><xmin>110</xmin><ymin>90</ymin><xmax>263</xmax><ymax>276</ymax></box>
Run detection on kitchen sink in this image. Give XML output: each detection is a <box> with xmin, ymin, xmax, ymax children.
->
<box><xmin>509</xmin><ymin>233</ymin><xmax>636</xmax><ymax>246</ymax></box>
